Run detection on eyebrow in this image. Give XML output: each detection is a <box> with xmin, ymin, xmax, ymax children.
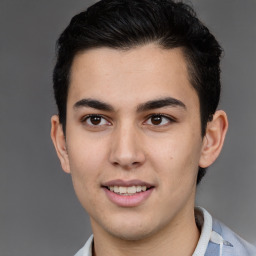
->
<box><xmin>73</xmin><ymin>97</ymin><xmax>186</xmax><ymax>112</ymax></box>
<box><xmin>74</xmin><ymin>98</ymin><xmax>114</xmax><ymax>112</ymax></box>
<box><xmin>137</xmin><ymin>97</ymin><xmax>186</xmax><ymax>112</ymax></box>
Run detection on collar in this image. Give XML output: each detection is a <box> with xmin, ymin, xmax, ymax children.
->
<box><xmin>194</xmin><ymin>207</ymin><xmax>233</xmax><ymax>256</ymax></box>
<box><xmin>193</xmin><ymin>207</ymin><xmax>213</xmax><ymax>256</ymax></box>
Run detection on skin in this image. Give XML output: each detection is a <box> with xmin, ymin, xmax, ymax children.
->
<box><xmin>51</xmin><ymin>44</ymin><xmax>228</xmax><ymax>256</ymax></box>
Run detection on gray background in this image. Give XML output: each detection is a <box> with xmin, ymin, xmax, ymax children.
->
<box><xmin>0</xmin><ymin>0</ymin><xmax>255</xmax><ymax>255</ymax></box>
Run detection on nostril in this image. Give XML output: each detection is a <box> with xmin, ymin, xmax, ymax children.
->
<box><xmin>113</xmin><ymin>162</ymin><xmax>119</xmax><ymax>166</ymax></box>
<box><xmin>111</xmin><ymin>161</ymin><xmax>141</xmax><ymax>169</ymax></box>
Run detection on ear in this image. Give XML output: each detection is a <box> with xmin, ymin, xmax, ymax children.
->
<box><xmin>51</xmin><ymin>115</ymin><xmax>71</xmax><ymax>173</ymax></box>
<box><xmin>199</xmin><ymin>110</ymin><xmax>228</xmax><ymax>168</ymax></box>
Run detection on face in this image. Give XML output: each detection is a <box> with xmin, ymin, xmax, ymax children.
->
<box><xmin>51</xmin><ymin>44</ymin><xmax>221</xmax><ymax>241</ymax></box>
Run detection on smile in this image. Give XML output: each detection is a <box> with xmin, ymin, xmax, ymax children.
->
<box><xmin>107</xmin><ymin>185</ymin><xmax>148</xmax><ymax>195</ymax></box>
<box><xmin>102</xmin><ymin>180</ymin><xmax>154</xmax><ymax>207</ymax></box>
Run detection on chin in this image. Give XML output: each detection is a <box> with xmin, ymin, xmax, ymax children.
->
<box><xmin>102</xmin><ymin>218</ymin><xmax>163</xmax><ymax>242</ymax></box>
<box><xmin>109</xmin><ymin>227</ymin><xmax>154</xmax><ymax>241</ymax></box>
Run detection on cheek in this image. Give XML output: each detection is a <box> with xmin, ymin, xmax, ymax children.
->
<box><xmin>148</xmin><ymin>132</ymin><xmax>202</xmax><ymax>184</ymax></box>
<box><xmin>68</xmin><ymin>148</ymin><xmax>101</xmax><ymax>213</ymax></box>
<box><xmin>66</xmin><ymin>136</ymin><xmax>108</xmax><ymax>200</ymax></box>
<box><xmin>67</xmin><ymin>133</ymin><xmax>108</xmax><ymax>172</ymax></box>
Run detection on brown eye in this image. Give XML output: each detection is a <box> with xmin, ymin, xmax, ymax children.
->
<box><xmin>145</xmin><ymin>114</ymin><xmax>173</xmax><ymax>126</ymax></box>
<box><xmin>151</xmin><ymin>115</ymin><xmax>162</xmax><ymax>125</ymax></box>
<box><xmin>83</xmin><ymin>115</ymin><xmax>110</xmax><ymax>126</ymax></box>
<box><xmin>90</xmin><ymin>116</ymin><xmax>102</xmax><ymax>125</ymax></box>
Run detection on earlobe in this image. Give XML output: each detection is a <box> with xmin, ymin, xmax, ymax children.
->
<box><xmin>199</xmin><ymin>110</ymin><xmax>228</xmax><ymax>168</ymax></box>
<box><xmin>50</xmin><ymin>115</ymin><xmax>71</xmax><ymax>174</ymax></box>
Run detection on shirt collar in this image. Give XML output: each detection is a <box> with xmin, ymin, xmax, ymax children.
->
<box><xmin>193</xmin><ymin>207</ymin><xmax>213</xmax><ymax>256</ymax></box>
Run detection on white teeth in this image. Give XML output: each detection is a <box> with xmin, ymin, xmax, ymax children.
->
<box><xmin>107</xmin><ymin>185</ymin><xmax>149</xmax><ymax>195</ymax></box>
<box><xmin>141</xmin><ymin>186</ymin><xmax>147</xmax><ymax>192</ymax></box>
<box><xmin>119</xmin><ymin>186</ymin><xmax>127</xmax><ymax>194</ymax></box>
<box><xmin>136</xmin><ymin>186</ymin><xmax>142</xmax><ymax>192</ymax></box>
<box><xmin>127</xmin><ymin>186</ymin><xmax>136</xmax><ymax>194</ymax></box>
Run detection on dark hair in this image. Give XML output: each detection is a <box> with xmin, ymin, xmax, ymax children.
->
<box><xmin>53</xmin><ymin>0</ymin><xmax>222</xmax><ymax>184</ymax></box>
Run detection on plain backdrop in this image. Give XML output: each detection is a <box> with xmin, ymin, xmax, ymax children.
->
<box><xmin>0</xmin><ymin>0</ymin><xmax>255</xmax><ymax>255</ymax></box>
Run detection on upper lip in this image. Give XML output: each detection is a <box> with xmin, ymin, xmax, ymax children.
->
<box><xmin>102</xmin><ymin>179</ymin><xmax>154</xmax><ymax>188</ymax></box>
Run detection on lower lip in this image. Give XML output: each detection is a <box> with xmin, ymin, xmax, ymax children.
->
<box><xmin>103</xmin><ymin>187</ymin><xmax>154</xmax><ymax>207</ymax></box>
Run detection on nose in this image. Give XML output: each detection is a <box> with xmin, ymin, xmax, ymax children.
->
<box><xmin>109</xmin><ymin>123</ymin><xmax>146</xmax><ymax>170</ymax></box>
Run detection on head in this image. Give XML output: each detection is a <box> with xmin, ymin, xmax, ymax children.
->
<box><xmin>51</xmin><ymin>0</ymin><xmax>228</xmax><ymax>243</ymax></box>
<box><xmin>53</xmin><ymin>0</ymin><xmax>223</xmax><ymax>184</ymax></box>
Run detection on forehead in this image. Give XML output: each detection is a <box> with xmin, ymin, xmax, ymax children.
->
<box><xmin>68</xmin><ymin>44</ymin><xmax>198</xmax><ymax>108</ymax></box>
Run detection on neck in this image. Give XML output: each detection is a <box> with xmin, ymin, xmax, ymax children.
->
<box><xmin>91</xmin><ymin>206</ymin><xmax>200</xmax><ymax>256</ymax></box>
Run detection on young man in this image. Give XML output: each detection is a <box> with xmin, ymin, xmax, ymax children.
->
<box><xmin>51</xmin><ymin>0</ymin><xmax>256</xmax><ymax>255</ymax></box>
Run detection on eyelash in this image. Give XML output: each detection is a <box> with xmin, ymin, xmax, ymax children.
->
<box><xmin>81</xmin><ymin>114</ymin><xmax>111</xmax><ymax>126</ymax></box>
<box><xmin>81</xmin><ymin>113</ymin><xmax>176</xmax><ymax>127</ymax></box>
<box><xmin>144</xmin><ymin>113</ymin><xmax>176</xmax><ymax>126</ymax></box>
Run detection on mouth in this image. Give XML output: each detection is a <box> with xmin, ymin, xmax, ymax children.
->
<box><xmin>101</xmin><ymin>179</ymin><xmax>155</xmax><ymax>206</ymax></box>
<box><xmin>104</xmin><ymin>185</ymin><xmax>153</xmax><ymax>196</ymax></box>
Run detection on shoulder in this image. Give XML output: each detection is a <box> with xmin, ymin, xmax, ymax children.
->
<box><xmin>212</xmin><ymin>218</ymin><xmax>256</xmax><ymax>256</ymax></box>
